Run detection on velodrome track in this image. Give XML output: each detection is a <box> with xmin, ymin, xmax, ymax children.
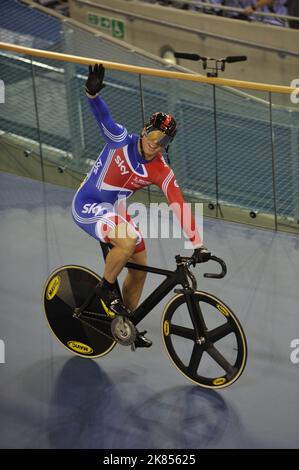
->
<box><xmin>0</xmin><ymin>171</ymin><xmax>298</xmax><ymax>449</ymax></box>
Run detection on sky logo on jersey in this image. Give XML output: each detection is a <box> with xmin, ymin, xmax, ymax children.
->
<box><xmin>115</xmin><ymin>155</ymin><xmax>129</xmax><ymax>175</ymax></box>
<box><xmin>82</xmin><ymin>203</ymin><xmax>107</xmax><ymax>216</ymax></box>
<box><xmin>93</xmin><ymin>159</ymin><xmax>103</xmax><ymax>175</ymax></box>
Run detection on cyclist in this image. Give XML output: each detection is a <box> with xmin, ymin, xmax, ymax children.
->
<box><xmin>72</xmin><ymin>64</ymin><xmax>210</xmax><ymax>348</ymax></box>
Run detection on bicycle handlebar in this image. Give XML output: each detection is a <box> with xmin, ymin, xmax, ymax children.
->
<box><xmin>184</xmin><ymin>255</ymin><xmax>227</xmax><ymax>279</ymax></box>
<box><xmin>203</xmin><ymin>256</ymin><xmax>227</xmax><ymax>279</ymax></box>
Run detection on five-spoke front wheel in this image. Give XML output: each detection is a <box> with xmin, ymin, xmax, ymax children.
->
<box><xmin>162</xmin><ymin>291</ymin><xmax>247</xmax><ymax>389</ymax></box>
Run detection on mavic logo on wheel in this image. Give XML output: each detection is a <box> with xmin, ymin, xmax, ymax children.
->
<box><xmin>163</xmin><ymin>321</ymin><xmax>170</xmax><ymax>336</ymax></box>
<box><xmin>67</xmin><ymin>341</ymin><xmax>94</xmax><ymax>355</ymax></box>
<box><xmin>0</xmin><ymin>340</ymin><xmax>5</xmax><ymax>364</ymax></box>
<box><xmin>46</xmin><ymin>276</ymin><xmax>60</xmax><ymax>301</ymax></box>
<box><xmin>217</xmin><ymin>304</ymin><xmax>230</xmax><ymax>317</ymax></box>
<box><xmin>213</xmin><ymin>377</ymin><xmax>227</xmax><ymax>386</ymax></box>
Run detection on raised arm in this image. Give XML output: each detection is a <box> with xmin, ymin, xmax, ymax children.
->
<box><xmin>154</xmin><ymin>163</ymin><xmax>203</xmax><ymax>248</ymax></box>
<box><xmin>86</xmin><ymin>64</ymin><xmax>130</xmax><ymax>148</ymax></box>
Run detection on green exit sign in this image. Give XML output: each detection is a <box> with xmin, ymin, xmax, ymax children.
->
<box><xmin>87</xmin><ymin>12</ymin><xmax>125</xmax><ymax>39</ymax></box>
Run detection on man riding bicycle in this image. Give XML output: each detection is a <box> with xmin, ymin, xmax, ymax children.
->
<box><xmin>72</xmin><ymin>64</ymin><xmax>210</xmax><ymax>348</ymax></box>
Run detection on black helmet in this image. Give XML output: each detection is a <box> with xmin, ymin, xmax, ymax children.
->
<box><xmin>144</xmin><ymin>112</ymin><xmax>177</xmax><ymax>147</ymax></box>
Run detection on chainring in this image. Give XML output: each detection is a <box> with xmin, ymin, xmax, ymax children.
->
<box><xmin>111</xmin><ymin>317</ymin><xmax>136</xmax><ymax>346</ymax></box>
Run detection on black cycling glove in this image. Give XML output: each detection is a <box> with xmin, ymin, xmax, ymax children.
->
<box><xmin>85</xmin><ymin>63</ymin><xmax>105</xmax><ymax>96</ymax></box>
<box><xmin>192</xmin><ymin>246</ymin><xmax>211</xmax><ymax>265</ymax></box>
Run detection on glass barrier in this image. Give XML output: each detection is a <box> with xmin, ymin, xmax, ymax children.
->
<box><xmin>215</xmin><ymin>86</ymin><xmax>276</xmax><ymax>230</ymax></box>
<box><xmin>272</xmin><ymin>97</ymin><xmax>299</xmax><ymax>232</ymax></box>
<box><xmin>1</xmin><ymin>49</ymin><xmax>298</xmax><ymax>234</ymax></box>
<box><xmin>0</xmin><ymin>1</ymin><xmax>298</xmax><ymax>234</ymax></box>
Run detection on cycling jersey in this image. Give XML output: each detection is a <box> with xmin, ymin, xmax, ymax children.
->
<box><xmin>72</xmin><ymin>96</ymin><xmax>202</xmax><ymax>252</ymax></box>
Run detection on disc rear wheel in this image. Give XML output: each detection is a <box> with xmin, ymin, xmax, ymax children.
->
<box><xmin>43</xmin><ymin>265</ymin><xmax>116</xmax><ymax>358</ymax></box>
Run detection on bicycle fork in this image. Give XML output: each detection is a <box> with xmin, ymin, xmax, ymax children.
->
<box><xmin>184</xmin><ymin>292</ymin><xmax>208</xmax><ymax>346</ymax></box>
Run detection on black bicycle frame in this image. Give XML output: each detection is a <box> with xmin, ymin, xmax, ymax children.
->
<box><xmin>100</xmin><ymin>242</ymin><xmax>194</xmax><ymax>327</ymax></box>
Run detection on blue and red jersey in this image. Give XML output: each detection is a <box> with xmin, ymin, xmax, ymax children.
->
<box><xmin>72</xmin><ymin>96</ymin><xmax>202</xmax><ymax>250</ymax></box>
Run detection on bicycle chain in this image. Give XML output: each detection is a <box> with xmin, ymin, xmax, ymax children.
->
<box><xmin>75</xmin><ymin>312</ymin><xmax>115</xmax><ymax>342</ymax></box>
<box><xmin>82</xmin><ymin>310</ymin><xmax>108</xmax><ymax>319</ymax></box>
<box><xmin>74</xmin><ymin>310</ymin><xmax>137</xmax><ymax>345</ymax></box>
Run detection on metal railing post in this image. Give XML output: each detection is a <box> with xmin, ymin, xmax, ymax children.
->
<box><xmin>269</xmin><ymin>92</ymin><xmax>278</xmax><ymax>231</ymax></box>
<box><xmin>212</xmin><ymin>84</ymin><xmax>222</xmax><ymax>218</ymax></box>
<box><xmin>139</xmin><ymin>73</ymin><xmax>151</xmax><ymax>204</ymax></box>
<box><xmin>30</xmin><ymin>56</ymin><xmax>50</xmax><ymax>272</ymax></box>
<box><xmin>62</xmin><ymin>23</ymin><xmax>85</xmax><ymax>169</ymax></box>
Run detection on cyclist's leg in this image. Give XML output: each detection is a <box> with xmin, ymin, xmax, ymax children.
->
<box><xmin>72</xmin><ymin>194</ymin><xmax>146</xmax><ymax>312</ymax></box>
<box><xmin>95</xmin><ymin>215</ymin><xmax>141</xmax><ymax>316</ymax></box>
<box><xmin>110</xmin><ymin>211</ymin><xmax>147</xmax><ymax>311</ymax></box>
<box><xmin>103</xmin><ymin>212</ymin><xmax>147</xmax><ymax>312</ymax></box>
<box><xmin>103</xmin><ymin>221</ymin><xmax>138</xmax><ymax>283</ymax></box>
<box><xmin>96</xmin><ymin>211</ymin><xmax>151</xmax><ymax>347</ymax></box>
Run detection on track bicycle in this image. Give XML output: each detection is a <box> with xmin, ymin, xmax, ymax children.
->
<box><xmin>43</xmin><ymin>242</ymin><xmax>247</xmax><ymax>389</ymax></box>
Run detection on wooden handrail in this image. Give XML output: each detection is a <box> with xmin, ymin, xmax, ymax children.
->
<box><xmin>0</xmin><ymin>42</ymin><xmax>296</xmax><ymax>94</ymax></box>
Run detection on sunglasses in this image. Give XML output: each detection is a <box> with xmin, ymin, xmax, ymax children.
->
<box><xmin>143</xmin><ymin>129</ymin><xmax>174</xmax><ymax>148</ymax></box>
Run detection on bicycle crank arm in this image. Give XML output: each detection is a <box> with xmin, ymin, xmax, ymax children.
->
<box><xmin>111</xmin><ymin>317</ymin><xmax>136</xmax><ymax>346</ymax></box>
